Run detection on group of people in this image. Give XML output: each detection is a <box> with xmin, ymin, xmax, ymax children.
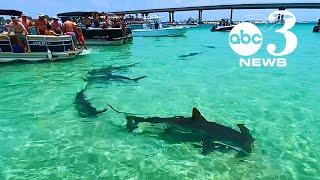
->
<box><xmin>3</xmin><ymin>13</ymin><xmax>86</xmax><ymax>52</ymax></box>
<box><xmin>82</xmin><ymin>13</ymin><xmax>126</xmax><ymax>29</ymax></box>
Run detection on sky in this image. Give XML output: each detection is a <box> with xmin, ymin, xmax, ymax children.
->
<box><xmin>1</xmin><ymin>0</ymin><xmax>320</xmax><ymax>21</ymax></box>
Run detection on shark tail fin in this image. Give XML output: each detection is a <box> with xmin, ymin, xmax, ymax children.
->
<box><xmin>237</xmin><ymin>124</ymin><xmax>255</xmax><ymax>153</ymax></box>
<box><xmin>132</xmin><ymin>76</ymin><xmax>147</xmax><ymax>81</ymax></box>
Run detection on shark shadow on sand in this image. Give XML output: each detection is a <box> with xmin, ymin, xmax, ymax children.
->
<box><xmin>74</xmin><ymin>86</ymin><xmax>108</xmax><ymax>118</ymax></box>
<box><xmin>120</xmin><ymin>107</ymin><xmax>255</xmax><ymax>156</ymax></box>
<box><xmin>88</xmin><ymin>62</ymin><xmax>141</xmax><ymax>76</ymax></box>
<box><xmin>86</xmin><ymin>63</ymin><xmax>147</xmax><ymax>84</ymax></box>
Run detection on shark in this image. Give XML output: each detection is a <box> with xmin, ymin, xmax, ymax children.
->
<box><xmin>178</xmin><ymin>51</ymin><xmax>206</xmax><ymax>60</ymax></box>
<box><xmin>202</xmin><ymin>45</ymin><xmax>216</xmax><ymax>49</ymax></box>
<box><xmin>74</xmin><ymin>86</ymin><xmax>108</xmax><ymax>118</ymax></box>
<box><xmin>124</xmin><ymin>107</ymin><xmax>255</xmax><ymax>156</ymax></box>
<box><xmin>85</xmin><ymin>74</ymin><xmax>147</xmax><ymax>84</ymax></box>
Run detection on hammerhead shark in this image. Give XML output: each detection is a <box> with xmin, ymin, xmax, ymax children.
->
<box><xmin>124</xmin><ymin>108</ymin><xmax>255</xmax><ymax>156</ymax></box>
<box><xmin>74</xmin><ymin>86</ymin><xmax>108</xmax><ymax>118</ymax></box>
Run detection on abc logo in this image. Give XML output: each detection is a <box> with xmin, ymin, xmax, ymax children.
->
<box><xmin>229</xmin><ymin>22</ymin><xmax>262</xmax><ymax>56</ymax></box>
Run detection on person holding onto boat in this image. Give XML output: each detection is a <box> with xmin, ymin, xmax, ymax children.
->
<box><xmin>51</xmin><ymin>17</ymin><xmax>62</xmax><ymax>34</ymax></box>
<box><xmin>7</xmin><ymin>16</ymin><xmax>29</xmax><ymax>52</ymax></box>
<box><xmin>74</xmin><ymin>24</ymin><xmax>87</xmax><ymax>50</ymax></box>
<box><xmin>35</xmin><ymin>14</ymin><xmax>49</xmax><ymax>35</ymax></box>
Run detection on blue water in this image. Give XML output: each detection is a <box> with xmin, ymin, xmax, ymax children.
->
<box><xmin>0</xmin><ymin>24</ymin><xmax>319</xmax><ymax>179</ymax></box>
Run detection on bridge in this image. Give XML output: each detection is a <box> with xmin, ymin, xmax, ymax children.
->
<box><xmin>111</xmin><ymin>3</ymin><xmax>320</xmax><ymax>22</ymax></box>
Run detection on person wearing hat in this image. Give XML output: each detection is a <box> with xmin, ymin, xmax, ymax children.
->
<box><xmin>19</xmin><ymin>13</ymin><xmax>32</xmax><ymax>34</ymax></box>
<box><xmin>35</xmin><ymin>13</ymin><xmax>49</xmax><ymax>35</ymax></box>
<box><xmin>8</xmin><ymin>16</ymin><xmax>29</xmax><ymax>52</ymax></box>
<box><xmin>51</xmin><ymin>16</ymin><xmax>62</xmax><ymax>34</ymax></box>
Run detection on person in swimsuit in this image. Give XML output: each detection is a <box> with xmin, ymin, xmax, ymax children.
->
<box><xmin>8</xmin><ymin>16</ymin><xmax>29</xmax><ymax>52</ymax></box>
<box><xmin>35</xmin><ymin>14</ymin><xmax>49</xmax><ymax>35</ymax></box>
<box><xmin>62</xmin><ymin>18</ymin><xmax>77</xmax><ymax>49</ymax></box>
<box><xmin>51</xmin><ymin>17</ymin><xmax>62</xmax><ymax>34</ymax></box>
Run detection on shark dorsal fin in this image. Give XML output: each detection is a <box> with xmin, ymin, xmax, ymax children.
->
<box><xmin>192</xmin><ymin>108</ymin><xmax>206</xmax><ymax>122</ymax></box>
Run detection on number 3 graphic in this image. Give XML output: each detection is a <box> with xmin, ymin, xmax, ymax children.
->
<box><xmin>267</xmin><ymin>10</ymin><xmax>298</xmax><ymax>56</ymax></box>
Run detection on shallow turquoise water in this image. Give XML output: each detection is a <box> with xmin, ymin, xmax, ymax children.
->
<box><xmin>0</xmin><ymin>24</ymin><xmax>319</xmax><ymax>179</ymax></box>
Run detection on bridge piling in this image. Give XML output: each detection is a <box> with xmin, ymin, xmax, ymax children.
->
<box><xmin>198</xmin><ymin>10</ymin><xmax>203</xmax><ymax>23</ymax></box>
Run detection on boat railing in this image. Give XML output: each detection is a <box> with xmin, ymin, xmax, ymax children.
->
<box><xmin>0</xmin><ymin>35</ymin><xmax>13</xmax><ymax>53</ymax></box>
<box><xmin>26</xmin><ymin>35</ymin><xmax>74</xmax><ymax>53</ymax></box>
<box><xmin>0</xmin><ymin>35</ymin><xmax>75</xmax><ymax>53</ymax></box>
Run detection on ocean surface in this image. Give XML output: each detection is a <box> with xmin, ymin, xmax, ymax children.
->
<box><xmin>0</xmin><ymin>24</ymin><xmax>319</xmax><ymax>179</ymax></box>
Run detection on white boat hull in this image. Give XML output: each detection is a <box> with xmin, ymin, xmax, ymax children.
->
<box><xmin>85</xmin><ymin>35</ymin><xmax>133</xmax><ymax>46</ymax></box>
<box><xmin>0</xmin><ymin>51</ymin><xmax>80</xmax><ymax>63</ymax></box>
<box><xmin>132</xmin><ymin>27</ymin><xmax>187</xmax><ymax>37</ymax></box>
<box><xmin>0</xmin><ymin>35</ymin><xmax>81</xmax><ymax>63</ymax></box>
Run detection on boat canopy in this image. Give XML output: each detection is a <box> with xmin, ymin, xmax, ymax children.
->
<box><xmin>57</xmin><ymin>11</ymin><xmax>117</xmax><ymax>17</ymax></box>
<box><xmin>0</xmin><ymin>9</ymin><xmax>22</xmax><ymax>16</ymax></box>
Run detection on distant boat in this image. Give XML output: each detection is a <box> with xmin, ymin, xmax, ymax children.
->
<box><xmin>211</xmin><ymin>19</ymin><xmax>236</xmax><ymax>32</ymax></box>
<box><xmin>132</xmin><ymin>15</ymin><xmax>188</xmax><ymax>37</ymax></box>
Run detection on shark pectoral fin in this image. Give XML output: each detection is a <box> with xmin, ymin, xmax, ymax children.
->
<box><xmin>192</xmin><ymin>108</ymin><xmax>207</xmax><ymax>122</ymax></box>
<box><xmin>200</xmin><ymin>140</ymin><xmax>215</xmax><ymax>155</ymax></box>
<box><xmin>132</xmin><ymin>76</ymin><xmax>147</xmax><ymax>82</ymax></box>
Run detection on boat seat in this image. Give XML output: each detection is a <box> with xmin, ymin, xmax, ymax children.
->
<box><xmin>26</xmin><ymin>35</ymin><xmax>73</xmax><ymax>52</ymax></box>
<box><xmin>0</xmin><ymin>35</ymin><xmax>13</xmax><ymax>52</ymax></box>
